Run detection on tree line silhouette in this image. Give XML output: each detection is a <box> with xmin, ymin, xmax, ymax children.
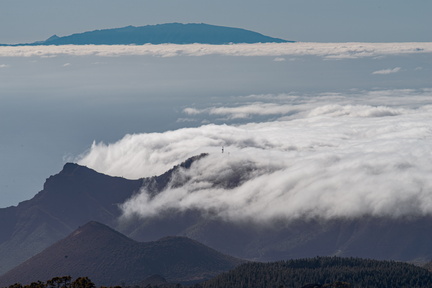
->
<box><xmin>4</xmin><ymin>276</ymin><xmax>117</xmax><ymax>288</ymax></box>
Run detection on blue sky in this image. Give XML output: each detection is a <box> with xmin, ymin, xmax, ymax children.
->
<box><xmin>1</xmin><ymin>0</ymin><xmax>431</xmax><ymax>44</ymax></box>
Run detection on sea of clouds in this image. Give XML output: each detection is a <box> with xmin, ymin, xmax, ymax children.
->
<box><xmin>2</xmin><ymin>42</ymin><xmax>431</xmax><ymax>211</ymax></box>
<box><xmin>1</xmin><ymin>42</ymin><xmax>432</xmax><ymax>59</ymax></box>
<box><xmin>77</xmin><ymin>88</ymin><xmax>432</xmax><ymax>223</ymax></box>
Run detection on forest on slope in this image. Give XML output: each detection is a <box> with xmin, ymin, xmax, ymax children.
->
<box><xmin>194</xmin><ymin>257</ymin><xmax>432</xmax><ymax>288</ymax></box>
<box><xmin>4</xmin><ymin>257</ymin><xmax>432</xmax><ymax>288</ymax></box>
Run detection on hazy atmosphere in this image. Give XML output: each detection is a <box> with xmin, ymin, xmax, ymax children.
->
<box><xmin>1</xmin><ymin>0</ymin><xmax>431</xmax><ymax>215</ymax></box>
<box><xmin>1</xmin><ymin>42</ymin><xmax>431</xmax><ymax>211</ymax></box>
<box><xmin>3</xmin><ymin>3</ymin><xmax>432</xmax><ymax>287</ymax></box>
<box><xmin>3</xmin><ymin>2</ymin><xmax>432</xmax><ymax>288</ymax></box>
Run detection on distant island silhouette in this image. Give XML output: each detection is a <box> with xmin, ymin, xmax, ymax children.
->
<box><xmin>3</xmin><ymin>23</ymin><xmax>293</xmax><ymax>46</ymax></box>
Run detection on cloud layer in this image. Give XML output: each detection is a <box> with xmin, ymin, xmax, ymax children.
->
<box><xmin>77</xmin><ymin>89</ymin><xmax>432</xmax><ymax>223</ymax></box>
<box><xmin>0</xmin><ymin>42</ymin><xmax>431</xmax><ymax>59</ymax></box>
<box><xmin>372</xmin><ymin>67</ymin><xmax>401</xmax><ymax>75</ymax></box>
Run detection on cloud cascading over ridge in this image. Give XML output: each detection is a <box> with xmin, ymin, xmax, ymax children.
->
<box><xmin>77</xmin><ymin>89</ymin><xmax>432</xmax><ymax>223</ymax></box>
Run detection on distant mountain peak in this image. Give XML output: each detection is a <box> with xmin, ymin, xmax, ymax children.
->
<box><xmin>60</xmin><ymin>162</ymin><xmax>82</xmax><ymax>174</ymax></box>
<box><xmin>72</xmin><ymin>221</ymin><xmax>131</xmax><ymax>239</ymax></box>
<box><xmin>14</xmin><ymin>23</ymin><xmax>293</xmax><ymax>46</ymax></box>
<box><xmin>45</xmin><ymin>34</ymin><xmax>60</xmax><ymax>42</ymax></box>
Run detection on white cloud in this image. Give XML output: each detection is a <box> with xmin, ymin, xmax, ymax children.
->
<box><xmin>182</xmin><ymin>89</ymin><xmax>432</xmax><ymax>120</ymax></box>
<box><xmin>77</xmin><ymin>89</ymin><xmax>432</xmax><ymax>223</ymax></box>
<box><xmin>273</xmin><ymin>57</ymin><xmax>286</xmax><ymax>62</ymax></box>
<box><xmin>0</xmin><ymin>43</ymin><xmax>431</xmax><ymax>59</ymax></box>
<box><xmin>176</xmin><ymin>117</ymin><xmax>197</xmax><ymax>123</ymax></box>
<box><xmin>372</xmin><ymin>67</ymin><xmax>401</xmax><ymax>75</ymax></box>
<box><xmin>183</xmin><ymin>102</ymin><xmax>299</xmax><ymax>119</ymax></box>
<box><xmin>0</xmin><ymin>64</ymin><xmax>10</xmax><ymax>68</ymax></box>
<box><xmin>182</xmin><ymin>108</ymin><xmax>201</xmax><ymax>115</ymax></box>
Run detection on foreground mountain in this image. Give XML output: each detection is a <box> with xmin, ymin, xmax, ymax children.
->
<box><xmin>9</xmin><ymin>23</ymin><xmax>291</xmax><ymax>46</ymax></box>
<box><xmin>197</xmin><ymin>257</ymin><xmax>432</xmax><ymax>288</ymax></box>
<box><xmin>2</xmin><ymin>157</ymin><xmax>432</xmax><ymax>277</ymax></box>
<box><xmin>0</xmin><ymin>163</ymin><xmax>144</xmax><ymax>275</ymax></box>
<box><xmin>0</xmin><ymin>156</ymin><xmax>208</xmax><ymax>276</ymax></box>
<box><xmin>6</xmin><ymin>255</ymin><xmax>431</xmax><ymax>288</ymax></box>
<box><xmin>0</xmin><ymin>221</ymin><xmax>244</xmax><ymax>287</ymax></box>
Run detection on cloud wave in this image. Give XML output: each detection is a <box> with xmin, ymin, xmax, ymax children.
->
<box><xmin>77</xmin><ymin>89</ymin><xmax>432</xmax><ymax>223</ymax></box>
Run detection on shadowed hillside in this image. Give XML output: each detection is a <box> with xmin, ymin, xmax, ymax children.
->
<box><xmin>0</xmin><ymin>221</ymin><xmax>244</xmax><ymax>287</ymax></box>
<box><xmin>2</xmin><ymin>155</ymin><xmax>432</xmax><ymax>279</ymax></box>
<box><xmin>0</xmin><ymin>163</ymin><xmax>143</xmax><ymax>275</ymax></box>
<box><xmin>0</xmin><ymin>156</ymin><xmax>204</xmax><ymax>276</ymax></box>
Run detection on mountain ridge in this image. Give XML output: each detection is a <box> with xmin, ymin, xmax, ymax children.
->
<box><xmin>0</xmin><ymin>155</ymin><xmax>212</xmax><ymax>276</ymax></box>
<box><xmin>2</xmin><ymin>156</ymin><xmax>432</xmax><ymax>278</ymax></box>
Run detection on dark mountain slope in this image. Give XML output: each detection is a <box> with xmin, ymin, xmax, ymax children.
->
<box><xmin>3</xmin><ymin>155</ymin><xmax>432</xmax><ymax>278</ymax></box>
<box><xmin>123</xmin><ymin>211</ymin><xmax>432</xmax><ymax>264</ymax></box>
<box><xmin>0</xmin><ymin>156</ymin><xmax>207</xmax><ymax>276</ymax></box>
<box><xmin>0</xmin><ymin>221</ymin><xmax>244</xmax><ymax>287</ymax></box>
<box><xmin>0</xmin><ymin>163</ymin><xmax>143</xmax><ymax>275</ymax></box>
<box><xmin>26</xmin><ymin>23</ymin><xmax>291</xmax><ymax>45</ymax></box>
